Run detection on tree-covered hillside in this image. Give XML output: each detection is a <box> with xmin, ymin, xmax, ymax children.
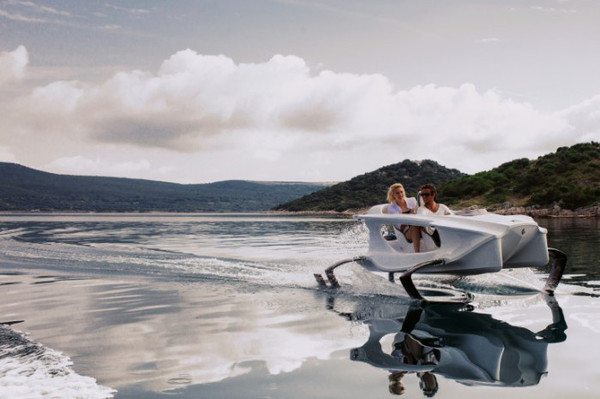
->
<box><xmin>0</xmin><ymin>163</ymin><xmax>328</xmax><ymax>212</ymax></box>
<box><xmin>274</xmin><ymin>142</ymin><xmax>599</xmax><ymax>213</ymax></box>
<box><xmin>273</xmin><ymin>160</ymin><xmax>465</xmax><ymax>212</ymax></box>
<box><xmin>440</xmin><ymin>142</ymin><xmax>599</xmax><ymax>210</ymax></box>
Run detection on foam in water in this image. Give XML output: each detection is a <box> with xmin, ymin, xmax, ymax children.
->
<box><xmin>0</xmin><ymin>324</ymin><xmax>115</xmax><ymax>399</ymax></box>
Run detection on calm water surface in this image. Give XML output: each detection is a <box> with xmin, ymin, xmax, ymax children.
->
<box><xmin>0</xmin><ymin>214</ymin><xmax>598</xmax><ymax>399</ymax></box>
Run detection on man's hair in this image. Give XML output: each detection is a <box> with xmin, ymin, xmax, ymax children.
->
<box><xmin>420</xmin><ymin>183</ymin><xmax>436</xmax><ymax>193</ymax></box>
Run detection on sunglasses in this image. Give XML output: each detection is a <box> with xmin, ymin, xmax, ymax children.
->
<box><xmin>421</xmin><ymin>192</ymin><xmax>433</xmax><ymax>197</ymax></box>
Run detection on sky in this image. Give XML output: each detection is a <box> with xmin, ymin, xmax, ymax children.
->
<box><xmin>0</xmin><ymin>0</ymin><xmax>599</xmax><ymax>184</ymax></box>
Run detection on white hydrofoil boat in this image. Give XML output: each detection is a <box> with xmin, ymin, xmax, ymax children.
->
<box><xmin>314</xmin><ymin>204</ymin><xmax>567</xmax><ymax>302</ymax></box>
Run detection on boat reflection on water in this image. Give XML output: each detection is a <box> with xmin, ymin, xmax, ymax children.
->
<box><xmin>331</xmin><ymin>294</ymin><xmax>567</xmax><ymax>396</ymax></box>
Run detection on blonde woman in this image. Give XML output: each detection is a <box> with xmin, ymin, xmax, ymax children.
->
<box><xmin>385</xmin><ymin>183</ymin><xmax>418</xmax><ymax>242</ymax></box>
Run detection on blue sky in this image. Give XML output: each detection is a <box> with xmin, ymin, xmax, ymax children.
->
<box><xmin>1</xmin><ymin>0</ymin><xmax>599</xmax><ymax>183</ymax></box>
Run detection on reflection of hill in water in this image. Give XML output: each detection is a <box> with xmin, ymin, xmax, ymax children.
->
<box><xmin>329</xmin><ymin>294</ymin><xmax>567</xmax><ymax>396</ymax></box>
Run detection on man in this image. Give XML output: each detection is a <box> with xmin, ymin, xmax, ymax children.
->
<box><xmin>411</xmin><ymin>184</ymin><xmax>453</xmax><ymax>252</ymax></box>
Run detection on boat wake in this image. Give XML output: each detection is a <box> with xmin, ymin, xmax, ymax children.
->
<box><xmin>0</xmin><ymin>221</ymin><xmax>567</xmax><ymax>303</ymax></box>
<box><xmin>0</xmin><ymin>323</ymin><xmax>115</xmax><ymax>399</ymax></box>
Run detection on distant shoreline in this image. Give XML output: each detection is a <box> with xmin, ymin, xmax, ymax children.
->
<box><xmin>269</xmin><ymin>204</ymin><xmax>600</xmax><ymax>218</ymax></box>
<box><xmin>489</xmin><ymin>204</ymin><xmax>600</xmax><ymax>218</ymax></box>
<box><xmin>1</xmin><ymin>204</ymin><xmax>598</xmax><ymax>218</ymax></box>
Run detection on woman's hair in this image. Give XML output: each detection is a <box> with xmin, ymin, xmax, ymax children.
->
<box><xmin>387</xmin><ymin>183</ymin><xmax>405</xmax><ymax>203</ymax></box>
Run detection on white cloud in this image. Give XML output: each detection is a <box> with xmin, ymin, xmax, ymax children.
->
<box><xmin>0</xmin><ymin>0</ymin><xmax>72</xmax><ymax>23</ymax></box>
<box><xmin>47</xmin><ymin>156</ymin><xmax>152</xmax><ymax>177</ymax></box>
<box><xmin>103</xmin><ymin>3</ymin><xmax>152</xmax><ymax>16</ymax></box>
<box><xmin>0</xmin><ymin>45</ymin><xmax>28</xmax><ymax>85</ymax></box>
<box><xmin>4</xmin><ymin>0</ymin><xmax>72</xmax><ymax>17</ymax></box>
<box><xmin>559</xmin><ymin>94</ymin><xmax>600</xmax><ymax>141</ymax></box>
<box><xmin>392</xmin><ymin>83</ymin><xmax>571</xmax><ymax>151</ymax></box>
<box><xmin>530</xmin><ymin>6</ymin><xmax>577</xmax><ymax>14</ymax></box>
<box><xmin>99</xmin><ymin>24</ymin><xmax>121</xmax><ymax>30</ymax></box>
<box><xmin>47</xmin><ymin>155</ymin><xmax>100</xmax><ymax>172</ymax></box>
<box><xmin>0</xmin><ymin>8</ymin><xmax>45</xmax><ymax>23</ymax></box>
<box><xmin>15</xmin><ymin>50</ymin><xmax>398</xmax><ymax>152</ymax></box>
<box><xmin>0</xmin><ymin>146</ymin><xmax>17</xmax><ymax>162</ymax></box>
<box><xmin>1</xmin><ymin>46</ymin><xmax>599</xmax><ymax>182</ymax></box>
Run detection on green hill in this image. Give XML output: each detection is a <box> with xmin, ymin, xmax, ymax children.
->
<box><xmin>0</xmin><ymin>163</ymin><xmax>328</xmax><ymax>212</ymax></box>
<box><xmin>440</xmin><ymin>142</ymin><xmax>599</xmax><ymax>210</ymax></box>
<box><xmin>273</xmin><ymin>160</ymin><xmax>465</xmax><ymax>212</ymax></box>
<box><xmin>274</xmin><ymin>142</ymin><xmax>599</xmax><ymax>213</ymax></box>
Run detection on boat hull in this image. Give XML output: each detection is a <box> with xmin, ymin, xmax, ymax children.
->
<box><xmin>357</xmin><ymin>206</ymin><xmax>549</xmax><ymax>275</ymax></box>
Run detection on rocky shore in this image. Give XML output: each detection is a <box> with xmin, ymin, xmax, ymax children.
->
<box><xmin>489</xmin><ymin>203</ymin><xmax>600</xmax><ymax>218</ymax></box>
<box><xmin>271</xmin><ymin>203</ymin><xmax>600</xmax><ymax>218</ymax></box>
